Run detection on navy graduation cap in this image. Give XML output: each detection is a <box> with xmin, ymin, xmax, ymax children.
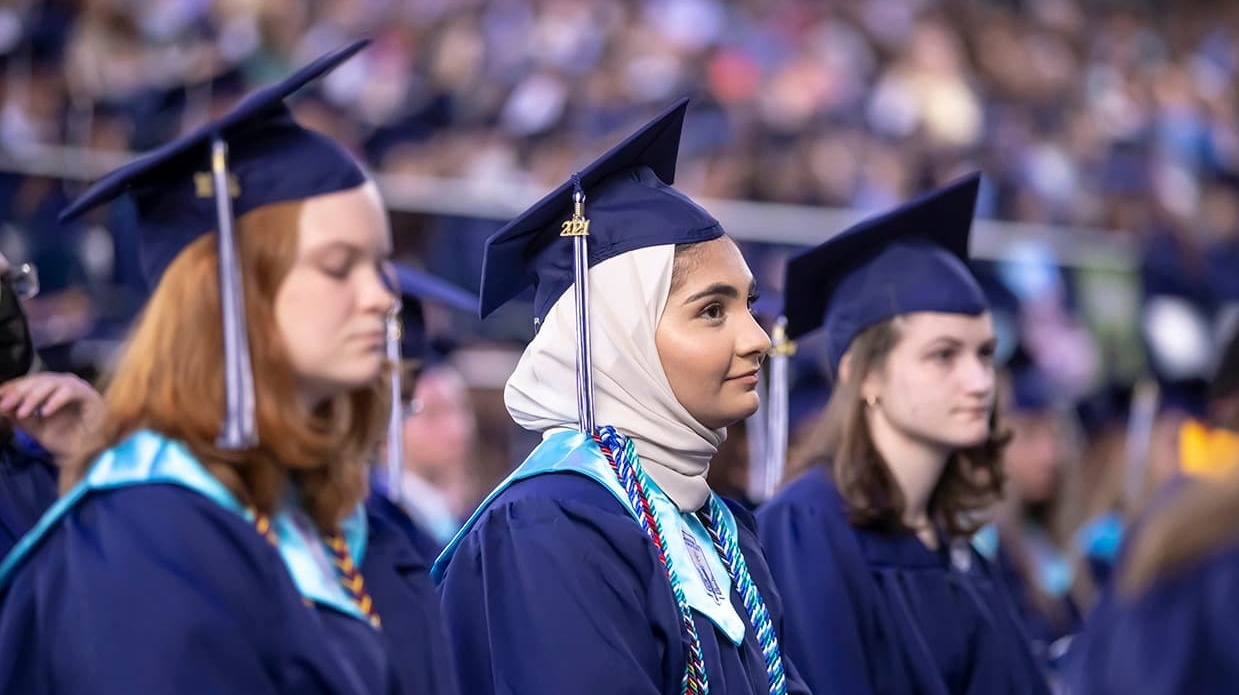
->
<box><xmin>479</xmin><ymin>97</ymin><xmax>722</xmax><ymax>322</ymax></box>
<box><xmin>783</xmin><ymin>173</ymin><xmax>988</xmax><ymax>375</ymax></box>
<box><xmin>394</xmin><ymin>264</ymin><xmax>477</xmax><ymax>362</ymax></box>
<box><xmin>1007</xmin><ymin>350</ymin><xmax>1056</xmax><ymax>414</ymax></box>
<box><xmin>479</xmin><ymin>96</ymin><xmax>720</xmax><ymax>432</ymax></box>
<box><xmin>60</xmin><ymin>39</ymin><xmax>371</xmax><ymax>287</ymax></box>
<box><xmin>59</xmin><ymin>39</ymin><xmax>373</xmax><ymax>450</ymax></box>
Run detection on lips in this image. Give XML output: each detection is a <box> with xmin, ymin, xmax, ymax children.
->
<box><xmin>727</xmin><ymin>369</ymin><xmax>760</xmax><ymax>383</ymax></box>
<box><xmin>352</xmin><ymin>331</ymin><xmax>386</xmax><ymax>349</ymax></box>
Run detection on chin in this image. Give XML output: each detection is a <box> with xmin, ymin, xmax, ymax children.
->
<box><xmin>949</xmin><ymin>424</ymin><xmax>991</xmax><ymax>449</ymax></box>
<box><xmin>313</xmin><ymin>365</ymin><xmax>386</xmax><ymax>398</ymax></box>
<box><xmin>703</xmin><ymin>396</ymin><xmax>760</xmax><ymax>430</ymax></box>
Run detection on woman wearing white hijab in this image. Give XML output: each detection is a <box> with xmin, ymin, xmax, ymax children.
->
<box><xmin>432</xmin><ymin>100</ymin><xmax>810</xmax><ymax>695</ymax></box>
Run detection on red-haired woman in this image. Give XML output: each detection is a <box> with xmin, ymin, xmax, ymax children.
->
<box><xmin>0</xmin><ymin>41</ymin><xmax>458</xmax><ymax>695</ymax></box>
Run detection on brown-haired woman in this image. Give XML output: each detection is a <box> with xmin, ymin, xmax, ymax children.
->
<box><xmin>0</xmin><ymin>42</ymin><xmax>458</xmax><ymax>695</ymax></box>
<box><xmin>757</xmin><ymin>175</ymin><xmax>1051</xmax><ymax>695</ymax></box>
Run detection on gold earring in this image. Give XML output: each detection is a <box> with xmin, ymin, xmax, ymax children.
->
<box><xmin>865</xmin><ymin>395</ymin><xmax>880</xmax><ymax>409</ymax></box>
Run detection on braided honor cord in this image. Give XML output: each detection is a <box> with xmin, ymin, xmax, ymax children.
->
<box><xmin>592</xmin><ymin>425</ymin><xmax>708</xmax><ymax>695</ymax></box>
<box><xmin>699</xmin><ymin>496</ymin><xmax>787</xmax><ymax>694</ymax></box>
<box><xmin>593</xmin><ymin>425</ymin><xmax>789</xmax><ymax>695</ymax></box>
<box><xmin>251</xmin><ymin>511</ymin><xmax>382</xmax><ymax>629</ymax></box>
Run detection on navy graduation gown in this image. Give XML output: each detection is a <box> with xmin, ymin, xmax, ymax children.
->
<box><xmin>363</xmin><ymin>495</ymin><xmax>462</xmax><ymax>695</ymax></box>
<box><xmin>366</xmin><ymin>491</ymin><xmax>446</xmax><ymax>567</ymax></box>
<box><xmin>0</xmin><ymin>431</ymin><xmax>57</xmax><ymax>557</ymax></box>
<box><xmin>758</xmin><ymin>467</ymin><xmax>1050</xmax><ymax>695</ymax></box>
<box><xmin>1065</xmin><ymin>538</ymin><xmax>1239</xmax><ymax>694</ymax></box>
<box><xmin>0</xmin><ymin>483</ymin><xmax>458</xmax><ymax>694</ymax></box>
<box><xmin>436</xmin><ymin>471</ymin><xmax>811</xmax><ymax>695</ymax></box>
<box><xmin>986</xmin><ymin>534</ymin><xmax>1081</xmax><ymax>672</ymax></box>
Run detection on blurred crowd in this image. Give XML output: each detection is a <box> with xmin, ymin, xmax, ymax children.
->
<box><xmin>4</xmin><ymin>0</ymin><xmax>1239</xmax><ymax>218</ymax></box>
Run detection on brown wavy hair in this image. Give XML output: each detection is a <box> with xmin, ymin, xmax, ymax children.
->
<box><xmin>1119</xmin><ymin>473</ymin><xmax>1239</xmax><ymax>597</ymax></box>
<box><xmin>790</xmin><ymin>317</ymin><xmax>1009</xmax><ymax>537</ymax></box>
<box><xmin>64</xmin><ymin>200</ymin><xmax>390</xmax><ymax>532</ymax></box>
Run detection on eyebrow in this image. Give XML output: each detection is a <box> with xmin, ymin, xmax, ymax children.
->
<box><xmin>306</xmin><ymin>240</ymin><xmax>389</xmax><ymax>258</ymax></box>
<box><xmin>682</xmin><ymin>280</ymin><xmax>757</xmax><ymax>305</ymax></box>
<box><xmin>925</xmin><ymin>335</ymin><xmax>997</xmax><ymax>349</ymax></box>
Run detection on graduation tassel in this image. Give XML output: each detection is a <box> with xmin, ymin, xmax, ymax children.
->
<box><xmin>564</xmin><ymin>174</ymin><xmax>596</xmax><ymax>433</ymax></box>
<box><xmin>384</xmin><ymin>305</ymin><xmax>405</xmax><ymax>499</ymax></box>
<box><xmin>1125</xmin><ymin>377</ymin><xmax>1160</xmax><ymax>509</ymax></box>
<box><xmin>762</xmin><ymin>316</ymin><xmax>794</xmax><ymax>501</ymax></box>
<box><xmin>210</xmin><ymin>136</ymin><xmax>258</xmax><ymax>450</ymax></box>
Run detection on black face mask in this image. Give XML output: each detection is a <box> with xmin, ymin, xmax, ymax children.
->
<box><xmin>0</xmin><ymin>280</ymin><xmax>34</xmax><ymax>384</ymax></box>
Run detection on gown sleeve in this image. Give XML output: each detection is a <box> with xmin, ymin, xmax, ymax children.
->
<box><xmin>1066</xmin><ymin>543</ymin><xmax>1239</xmax><ymax>694</ymax></box>
<box><xmin>363</xmin><ymin>500</ymin><xmax>462</xmax><ymax>695</ymax></box>
<box><xmin>438</xmin><ymin>486</ymin><xmax>676</xmax><ymax>695</ymax></box>
<box><xmin>757</xmin><ymin>473</ymin><xmax>880</xmax><ymax>695</ymax></box>
<box><xmin>0</xmin><ymin>484</ymin><xmax>335</xmax><ymax>694</ymax></box>
<box><xmin>725</xmin><ymin>498</ymin><xmax>815</xmax><ymax>695</ymax></box>
<box><xmin>0</xmin><ymin>434</ymin><xmax>58</xmax><ymax>556</ymax></box>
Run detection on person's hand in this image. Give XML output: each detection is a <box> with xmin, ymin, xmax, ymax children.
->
<box><xmin>0</xmin><ymin>373</ymin><xmax>104</xmax><ymax>461</ymax></box>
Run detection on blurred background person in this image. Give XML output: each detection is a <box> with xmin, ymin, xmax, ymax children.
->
<box><xmin>0</xmin><ymin>250</ymin><xmax>103</xmax><ymax>557</ymax></box>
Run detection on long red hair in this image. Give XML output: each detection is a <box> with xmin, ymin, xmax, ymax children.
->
<box><xmin>66</xmin><ymin>200</ymin><xmax>389</xmax><ymax>531</ymax></box>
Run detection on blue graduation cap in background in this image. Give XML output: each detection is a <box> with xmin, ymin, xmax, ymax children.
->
<box><xmin>59</xmin><ymin>39</ymin><xmax>373</xmax><ymax>450</ymax></box>
<box><xmin>783</xmin><ymin>173</ymin><xmax>988</xmax><ymax>375</ymax></box>
<box><xmin>395</xmin><ymin>264</ymin><xmax>477</xmax><ymax>361</ymax></box>
<box><xmin>1006</xmin><ymin>349</ymin><xmax>1056</xmax><ymax>414</ymax></box>
<box><xmin>479</xmin><ymin>97</ymin><xmax>721</xmax><ymax>431</ymax></box>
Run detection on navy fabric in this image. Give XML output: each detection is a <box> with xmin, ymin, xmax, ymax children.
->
<box><xmin>478</xmin><ymin>98</ymin><xmax>723</xmax><ymax>321</ymax></box>
<box><xmin>782</xmin><ymin>174</ymin><xmax>988</xmax><ymax>373</ymax></box>
<box><xmin>394</xmin><ymin>264</ymin><xmax>476</xmax><ymax>361</ymax></box>
<box><xmin>1066</xmin><ymin>531</ymin><xmax>1239</xmax><ymax>694</ymax></box>
<box><xmin>0</xmin><ymin>432</ymin><xmax>57</xmax><ymax>558</ymax></box>
<box><xmin>436</xmin><ymin>471</ymin><xmax>811</xmax><ymax>694</ymax></box>
<box><xmin>0</xmin><ymin>483</ymin><xmax>459</xmax><ymax>694</ymax></box>
<box><xmin>58</xmin><ymin>40</ymin><xmax>371</xmax><ymax>286</ymax></box>
<box><xmin>758</xmin><ymin>467</ymin><xmax>1051</xmax><ymax>695</ymax></box>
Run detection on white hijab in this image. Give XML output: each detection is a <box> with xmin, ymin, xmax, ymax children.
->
<box><xmin>505</xmin><ymin>244</ymin><xmax>725</xmax><ymax>511</ymax></box>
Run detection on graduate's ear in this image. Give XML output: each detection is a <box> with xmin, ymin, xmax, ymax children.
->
<box><xmin>837</xmin><ymin>352</ymin><xmax>854</xmax><ymax>386</ymax></box>
<box><xmin>839</xmin><ymin>352</ymin><xmax>878</xmax><ymax>399</ymax></box>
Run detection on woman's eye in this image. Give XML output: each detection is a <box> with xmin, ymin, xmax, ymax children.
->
<box><xmin>700</xmin><ymin>303</ymin><xmax>724</xmax><ymax>320</ymax></box>
<box><xmin>931</xmin><ymin>349</ymin><xmax>954</xmax><ymax>363</ymax></box>
<box><xmin>323</xmin><ymin>264</ymin><xmax>350</xmax><ymax>280</ymax></box>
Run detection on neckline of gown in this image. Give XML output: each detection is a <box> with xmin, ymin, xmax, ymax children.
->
<box><xmin>851</xmin><ymin>523</ymin><xmax>954</xmax><ymax>570</ymax></box>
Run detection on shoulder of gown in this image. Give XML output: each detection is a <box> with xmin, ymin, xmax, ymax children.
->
<box><xmin>719</xmin><ymin>495</ymin><xmax>814</xmax><ymax>695</ymax></box>
<box><xmin>437</xmin><ymin>471</ymin><xmax>681</xmax><ymax>694</ymax></box>
<box><xmin>365</xmin><ymin>492</ymin><xmax>445</xmax><ymax>563</ymax></box>
<box><xmin>0</xmin><ymin>482</ymin><xmax>385</xmax><ymax>694</ymax></box>
<box><xmin>0</xmin><ymin>432</ymin><xmax>58</xmax><ymax>557</ymax></box>
<box><xmin>362</xmin><ymin>493</ymin><xmax>461</xmax><ymax>695</ymax></box>
<box><xmin>759</xmin><ymin>466</ymin><xmax>1051</xmax><ymax>695</ymax></box>
<box><xmin>1066</xmin><ymin>537</ymin><xmax>1239</xmax><ymax>694</ymax></box>
<box><xmin>758</xmin><ymin>466</ymin><xmax>882</xmax><ymax>694</ymax></box>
